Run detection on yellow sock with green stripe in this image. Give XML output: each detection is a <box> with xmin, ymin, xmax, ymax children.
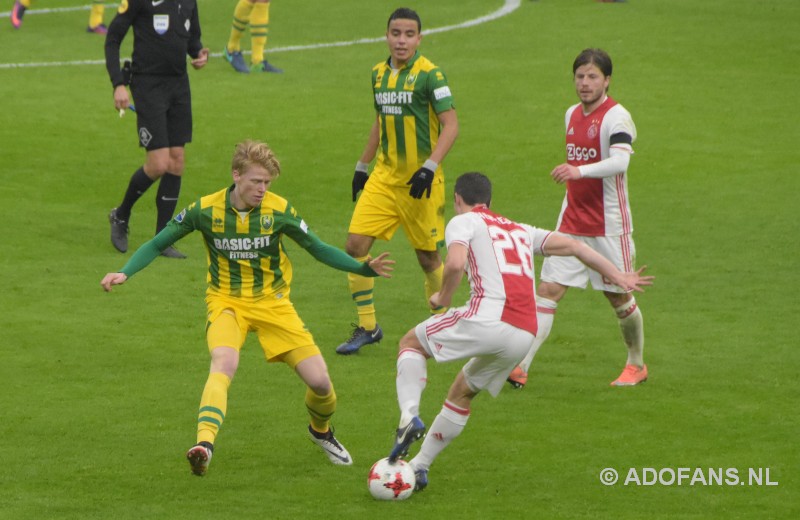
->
<box><xmin>196</xmin><ymin>372</ymin><xmax>231</xmax><ymax>446</ymax></box>
<box><xmin>424</xmin><ymin>263</ymin><xmax>445</xmax><ymax>314</ymax></box>
<box><xmin>227</xmin><ymin>0</ymin><xmax>255</xmax><ymax>53</ymax></box>
<box><xmin>348</xmin><ymin>256</ymin><xmax>377</xmax><ymax>330</ymax></box>
<box><xmin>306</xmin><ymin>386</ymin><xmax>337</xmax><ymax>434</ymax></box>
<box><xmin>89</xmin><ymin>1</ymin><xmax>104</xmax><ymax>28</ymax></box>
<box><xmin>250</xmin><ymin>1</ymin><xmax>270</xmax><ymax>65</ymax></box>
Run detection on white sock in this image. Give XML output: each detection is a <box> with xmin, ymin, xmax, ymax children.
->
<box><xmin>519</xmin><ymin>297</ymin><xmax>557</xmax><ymax>373</ymax></box>
<box><xmin>615</xmin><ymin>298</ymin><xmax>644</xmax><ymax>367</ymax></box>
<box><xmin>396</xmin><ymin>349</ymin><xmax>428</xmax><ymax>426</ymax></box>
<box><xmin>410</xmin><ymin>400</ymin><xmax>470</xmax><ymax>471</ymax></box>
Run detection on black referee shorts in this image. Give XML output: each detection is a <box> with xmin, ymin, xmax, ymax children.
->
<box><xmin>130</xmin><ymin>73</ymin><xmax>193</xmax><ymax>151</ymax></box>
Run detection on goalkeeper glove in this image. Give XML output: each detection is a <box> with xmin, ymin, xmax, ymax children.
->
<box><xmin>352</xmin><ymin>161</ymin><xmax>369</xmax><ymax>202</ymax></box>
<box><xmin>407</xmin><ymin>159</ymin><xmax>438</xmax><ymax>199</ymax></box>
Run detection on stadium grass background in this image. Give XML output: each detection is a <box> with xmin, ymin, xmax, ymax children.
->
<box><xmin>1</xmin><ymin>0</ymin><xmax>797</xmax><ymax>518</ymax></box>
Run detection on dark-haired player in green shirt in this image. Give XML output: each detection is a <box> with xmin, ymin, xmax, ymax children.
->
<box><xmin>338</xmin><ymin>7</ymin><xmax>459</xmax><ymax>355</ymax></box>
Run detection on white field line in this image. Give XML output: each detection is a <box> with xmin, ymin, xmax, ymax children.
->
<box><xmin>0</xmin><ymin>0</ymin><xmax>521</xmax><ymax>69</ymax></box>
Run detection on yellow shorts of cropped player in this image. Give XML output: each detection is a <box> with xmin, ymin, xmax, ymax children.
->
<box><xmin>205</xmin><ymin>293</ymin><xmax>320</xmax><ymax>369</ymax></box>
<box><xmin>349</xmin><ymin>178</ymin><xmax>445</xmax><ymax>251</ymax></box>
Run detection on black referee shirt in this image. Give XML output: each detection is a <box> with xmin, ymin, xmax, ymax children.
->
<box><xmin>105</xmin><ymin>0</ymin><xmax>203</xmax><ymax>87</ymax></box>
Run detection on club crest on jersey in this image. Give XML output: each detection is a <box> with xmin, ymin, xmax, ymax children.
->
<box><xmin>405</xmin><ymin>73</ymin><xmax>417</xmax><ymax>87</ymax></box>
<box><xmin>587</xmin><ymin>119</ymin><xmax>600</xmax><ymax>139</ymax></box>
<box><xmin>153</xmin><ymin>14</ymin><xmax>169</xmax><ymax>35</ymax></box>
<box><xmin>260</xmin><ymin>215</ymin><xmax>273</xmax><ymax>233</ymax></box>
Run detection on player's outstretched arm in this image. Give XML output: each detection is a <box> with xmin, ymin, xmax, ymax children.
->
<box><xmin>543</xmin><ymin>233</ymin><xmax>654</xmax><ymax>292</ymax></box>
<box><xmin>101</xmin><ymin>272</ymin><xmax>128</xmax><ymax>292</ymax></box>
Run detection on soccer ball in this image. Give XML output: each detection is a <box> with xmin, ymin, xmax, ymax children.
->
<box><xmin>368</xmin><ymin>457</ymin><xmax>416</xmax><ymax>500</ymax></box>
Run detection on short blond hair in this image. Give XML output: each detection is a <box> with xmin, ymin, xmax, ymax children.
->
<box><xmin>231</xmin><ymin>140</ymin><xmax>281</xmax><ymax>177</ymax></box>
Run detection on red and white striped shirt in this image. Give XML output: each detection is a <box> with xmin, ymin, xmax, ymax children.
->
<box><xmin>442</xmin><ymin>207</ymin><xmax>551</xmax><ymax>335</ymax></box>
<box><xmin>556</xmin><ymin>96</ymin><xmax>637</xmax><ymax>237</ymax></box>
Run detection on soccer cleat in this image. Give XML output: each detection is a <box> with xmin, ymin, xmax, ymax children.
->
<box><xmin>10</xmin><ymin>0</ymin><xmax>26</xmax><ymax>29</ymax></box>
<box><xmin>506</xmin><ymin>366</ymin><xmax>528</xmax><ymax>389</ymax></box>
<box><xmin>86</xmin><ymin>24</ymin><xmax>108</xmax><ymax>35</ymax></box>
<box><xmin>308</xmin><ymin>425</ymin><xmax>353</xmax><ymax>465</ymax></box>
<box><xmin>224</xmin><ymin>48</ymin><xmax>250</xmax><ymax>74</ymax></box>
<box><xmin>414</xmin><ymin>468</ymin><xmax>429</xmax><ymax>492</ymax></box>
<box><xmin>388</xmin><ymin>416</ymin><xmax>425</xmax><ymax>463</ymax></box>
<box><xmin>610</xmin><ymin>364</ymin><xmax>648</xmax><ymax>386</ymax></box>
<box><xmin>160</xmin><ymin>245</ymin><xmax>187</xmax><ymax>259</ymax></box>
<box><xmin>335</xmin><ymin>324</ymin><xmax>383</xmax><ymax>355</ymax></box>
<box><xmin>251</xmin><ymin>60</ymin><xmax>283</xmax><ymax>74</ymax></box>
<box><xmin>108</xmin><ymin>208</ymin><xmax>129</xmax><ymax>253</ymax></box>
<box><xmin>186</xmin><ymin>442</ymin><xmax>213</xmax><ymax>476</ymax></box>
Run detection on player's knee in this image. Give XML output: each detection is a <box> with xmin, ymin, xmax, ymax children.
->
<box><xmin>604</xmin><ymin>290</ymin><xmax>632</xmax><ymax>308</ymax></box>
<box><xmin>398</xmin><ymin>329</ymin><xmax>426</xmax><ymax>355</ymax></box>
<box><xmin>537</xmin><ymin>281</ymin><xmax>566</xmax><ymax>301</ymax></box>
<box><xmin>307</xmin><ymin>377</ymin><xmax>332</xmax><ymax>396</ymax></box>
<box><xmin>345</xmin><ymin>237</ymin><xmax>369</xmax><ymax>258</ymax></box>
<box><xmin>209</xmin><ymin>346</ymin><xmax>239</xmax><ymax>378</ymax></box>
<box><xmin>415</xmin><ymin>250</ymin><xmax>441</xmax><ymax>272</ymax></box>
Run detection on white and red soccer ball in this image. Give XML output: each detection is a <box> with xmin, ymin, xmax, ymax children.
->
<box><xmin>368</xmin><ymin>457</ymin><xmax>416</xmax><ymax>500</ymax></box>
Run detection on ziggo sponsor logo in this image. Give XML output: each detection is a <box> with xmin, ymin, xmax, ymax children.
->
<box><xmin>566</xmin><ymin>143</ymin><xmax>597</xmax><ymax>162</ymax></box>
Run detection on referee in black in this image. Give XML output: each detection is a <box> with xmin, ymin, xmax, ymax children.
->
<box><xmin>105</xmin><ymin>0</ymin><xmax>209</xmax><ymax>258</ymax></box>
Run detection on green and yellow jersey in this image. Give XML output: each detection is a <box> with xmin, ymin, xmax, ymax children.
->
<box><xmin>119</xmin><ymin>185</ymin><xmax>377</xmax><ymax>301</ymax></box>
<box><xmin>370</xmin><ymin>51</ymin><xmax>455</xmax><ymax>187</ymax></box>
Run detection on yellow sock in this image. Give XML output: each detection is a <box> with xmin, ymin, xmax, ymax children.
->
<box><xmin>348</xmin><ymin>256</ymin><xmax>377</xmax><ymax>330</ymax></box>
<box><xmin>306</xmin><ymin>386</ymin><xmax>336</xmax><ymax>434</ymax></box>
<box><xmin>227</xmin><ymin>0</ymin><xmax>255</xmax><ymax>53</ymax></box>
<box><xmin>425</xmin><ymin>263</ymin><xmax>445</xmax><ymax>314</ymax></box>
<box><xmin>88</xmin><ymin>1</ymin><xmax>104</xmax><ymax>28</ymax></box>
<box><xmin>250</xmin><ymin>2</ymin><xmax>270</xmax><ymax>65</ymax></box>
<box><xmin>20</xmin><ymin>0</ymin><xmax>31</xmax><ymax>7</ymax></box>
<box><xmin>196</xmin><ymin>372</ymin><xmax>231</xmax><ymax>446</ymax></box>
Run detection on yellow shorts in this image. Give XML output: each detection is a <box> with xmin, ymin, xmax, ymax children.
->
<box><xmin>349</xmin><ymin>178</ymin><xmax>445</xmax><ymax>251</ymax></box>
<box><xmin>205</xmin><ymin>292</ymin><xmax>320</xmax><ymax>365</ymax></box>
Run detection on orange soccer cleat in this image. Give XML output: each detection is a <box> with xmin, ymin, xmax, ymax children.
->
<box><xmin>610</xmin><ymin>364</ymin><xmax>648</xmax><ymax>386</ymax></box>
<box><xmin>506</xmin><ymin>366</ymin><xmax>528</xmax><ymax>389</ymax></box>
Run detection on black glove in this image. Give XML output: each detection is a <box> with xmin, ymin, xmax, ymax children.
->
<box><xmin>352</xmin><ymin>163</ymin><xmax>369</xmax><ymax>202</ymax></box>
<box><xmin>407</xmin><ymin>165</ymin><xmax>435</xmax><ymax>199</ymax></box>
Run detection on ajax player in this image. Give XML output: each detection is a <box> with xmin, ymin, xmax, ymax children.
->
<box><xmin>508</xmin><ymin>48</ymin><xmax>648</xmax><ymax>389</ymax></box>
<box><xmin>387</xmin><ymin>172</ymin><xmax>652</xmax><ymax>490</ymax></box>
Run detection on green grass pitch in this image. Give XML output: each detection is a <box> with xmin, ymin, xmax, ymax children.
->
<box><xmin>1</xmin><ymin>0</ymin><xmax>797</xmax><ymax>518</ymax></box>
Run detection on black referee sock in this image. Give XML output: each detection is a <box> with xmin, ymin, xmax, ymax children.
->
<box><xmin>155</xmin><ymin>172</ymin><xmax>182</xmax><ymax>233</ymax></box>
<box><xmin>117</xmin><ymin>166</ymin><xmax>155</xmax><ymax>221</ymax></box>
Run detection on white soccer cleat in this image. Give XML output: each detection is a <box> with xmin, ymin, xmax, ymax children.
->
<box><xmin>308</xmin><ymin>426</ymin><xmax>353</xmax><ymax>465</ymax></box>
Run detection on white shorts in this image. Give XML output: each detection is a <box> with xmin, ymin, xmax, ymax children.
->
<box><xmin>414</xmin><ymin>309</ymin><xmax>535</xmax><ymax>397</ymax></box>
<box><xmin>540</xmin><ymin>233</ymin><xmax>636</xmax><ymax>293</ymax></box>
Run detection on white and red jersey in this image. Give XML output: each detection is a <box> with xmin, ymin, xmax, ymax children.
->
<box><xmin>556</xmin><ymin>96</ymin><xmax>637</xmax><ymax>237</ymax></box>
<box><xmin>440</xmin><ymin>206</ymin><xmax>551</xmax><ymax>335</ymax></box>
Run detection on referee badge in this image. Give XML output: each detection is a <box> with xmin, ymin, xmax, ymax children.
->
<box><xmin>153</xmin><ymin>14</ymin><xmax>169</xmax><ymax>35</ymax></box>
